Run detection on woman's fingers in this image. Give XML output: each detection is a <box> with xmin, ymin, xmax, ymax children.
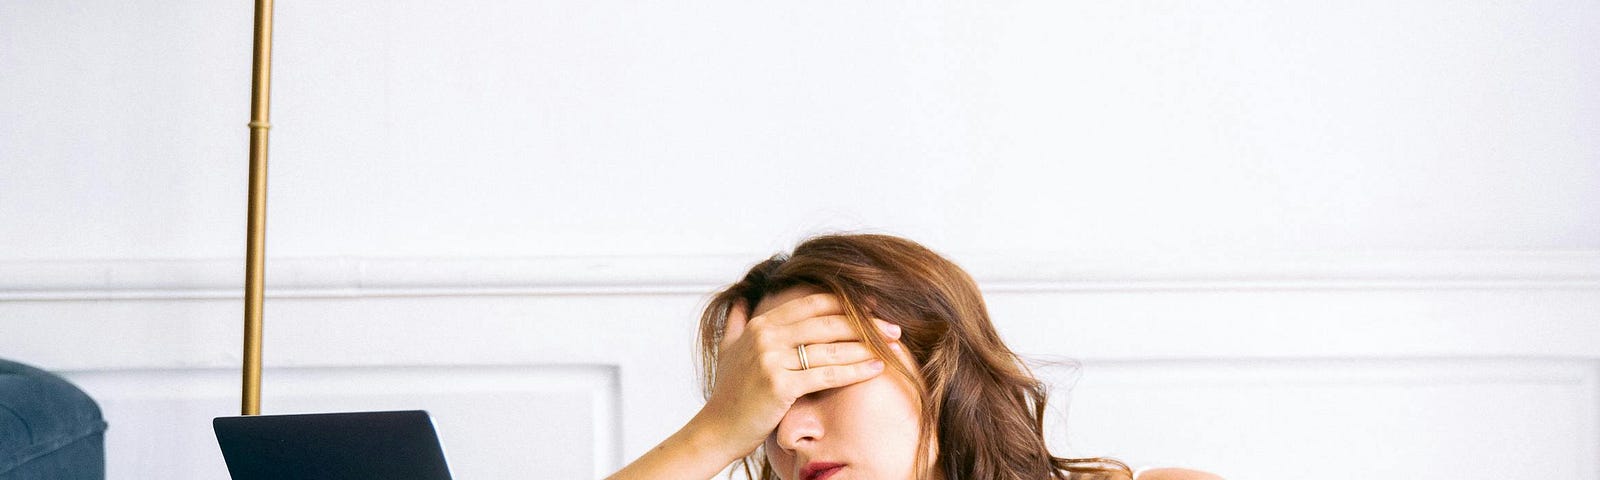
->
<box><xmin>747</xmin><ymin>293</ymin><xmax>900</xmax><ymax>345</ymax></box>
<box><xmin>756</xmin><ymin>293</ymin><xmax>843</xmax><ymax>326</ymax></box>
<box><xmin>777</xmin><ymin>315</ymin><xmax>901</xmax><ymax>347</ymax></box>
<box><xmin>786</xmin><ymin>341</ymin><xmax>878</xmax><ymax>370</ymax></box>
<box><xmin>791</xmin><ymin>358</ymin><xmax>887</xmax><ymax>396</ymax></box>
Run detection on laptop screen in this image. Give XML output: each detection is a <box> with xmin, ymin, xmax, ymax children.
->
<box><xmin>213</xmin><ymin>410</ymin><xmax>453</xmax><ymax>480</ymax></box>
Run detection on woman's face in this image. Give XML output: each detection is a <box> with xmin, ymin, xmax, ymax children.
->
<box><xmin>754</xmin><ymin>286</ymin><xmax>928</xmax><ymax>480</ymax></box>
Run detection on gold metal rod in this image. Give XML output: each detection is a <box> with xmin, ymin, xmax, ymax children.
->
<box><xmin>243</xmin><ymin>0</ymin><xmax>274</xmax><ymax>416</ymax></box>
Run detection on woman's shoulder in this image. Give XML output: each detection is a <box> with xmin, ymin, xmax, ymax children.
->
<box><xmin>1134</xmin><ymin>467</ymin><xmax>1224</xmax><ymax>480</ymax></box>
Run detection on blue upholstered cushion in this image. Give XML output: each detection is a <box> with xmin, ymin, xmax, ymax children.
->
<box><xmin>0</xmin><ymin>359</ymin><xmax>106</xmax><ymax>480</ymax></box>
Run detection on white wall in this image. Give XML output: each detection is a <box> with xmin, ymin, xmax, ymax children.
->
<box><xmin>1</xmin><ymin>1</ymin><xmax>1596</xmax><ymax>479</ymax></box>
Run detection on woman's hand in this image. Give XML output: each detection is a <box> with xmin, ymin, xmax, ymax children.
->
<box><xmin>692</xmin><ymin>293</ymin><xmax>902</xmax><ymax>458</ymax></box>
<box><xmin>606</xmin><ymin>292</ymin><xmax>900</xmax><ymax>480</ymax></box>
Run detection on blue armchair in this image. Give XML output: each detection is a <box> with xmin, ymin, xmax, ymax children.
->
<box><xmin>0</xmin><ymin>359</ymin><xmax>106</xmax><ymax>480</ymax></box>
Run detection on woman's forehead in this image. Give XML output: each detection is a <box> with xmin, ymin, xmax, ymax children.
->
<box><xmin>750</xmin><ymin>285</ymin><xmax>825</xmax><ymax>317</ymax></box>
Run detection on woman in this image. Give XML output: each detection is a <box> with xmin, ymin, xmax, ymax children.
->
<box><xmin>610</xmin><ymin>234</ymin><xmax>1219</xmax><ymax>480</ymax></box>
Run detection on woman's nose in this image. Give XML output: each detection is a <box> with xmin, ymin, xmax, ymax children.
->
<box><xmin>773</xmin><ymin>399</ymin><xmax>823</xmax><ymax>452</ymax></box>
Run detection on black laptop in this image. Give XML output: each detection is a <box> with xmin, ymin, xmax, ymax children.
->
<box><xmin>214</xmin><ymin>410</ymin><xmax>454</xmax><ymax>480</ymax></box>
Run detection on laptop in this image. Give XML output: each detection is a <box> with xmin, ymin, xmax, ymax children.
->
<box><xmin>214</xmin><ymin>410</ymin><xmax>454</xmax><ymax>480</ymax></box>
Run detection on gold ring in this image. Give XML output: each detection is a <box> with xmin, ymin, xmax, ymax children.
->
<box><xmin>796</xmin><ymin>344</ymin><xmax>810</xmax><ymax>370</ymax></box>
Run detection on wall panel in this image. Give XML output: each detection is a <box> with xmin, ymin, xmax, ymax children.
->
<box><xmin>1040</xmin><ymin>359</ymin><xmax>1600</xmax><ymax>479</ymax></box>
<box><xmin>65</xmin><ymin>366</ymin><xmax>619</xmax><ymax>479</ymax></box>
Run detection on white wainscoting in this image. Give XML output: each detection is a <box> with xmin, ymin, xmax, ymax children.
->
<box><xmin>66</xmin><ymin>366</ymin><xmax>617</xmax><ymax>479</ymax></box>
<box><xmin>2</xmin><ymin>251</ymin><xmax>1597</xmax><ymax>480</ymax></box>
<box><xmin>1041</xmin><ymin>358</ymin><xmax>1599</xmax><ymax>479</ymax></box>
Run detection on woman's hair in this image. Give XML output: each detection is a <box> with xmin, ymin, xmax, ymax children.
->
<box><xmin>697</xmin><ymin>233</ymin><xmax>1132</xmax><ymax>480</ymax></box>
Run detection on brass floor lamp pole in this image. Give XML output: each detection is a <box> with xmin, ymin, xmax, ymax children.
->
<box><xmin>243</xmin><ymin>0</ymin><xmax>274</xmax><ymax>416</ymax></box>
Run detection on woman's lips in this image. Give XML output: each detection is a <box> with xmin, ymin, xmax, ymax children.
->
<box><xmin>801</xmin><ymin>462</ymin><xmax>845</xmax><ymax>480</ymax></box>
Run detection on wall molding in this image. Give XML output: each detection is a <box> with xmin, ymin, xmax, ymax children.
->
<box><xmin>3</xmin><ymin>250</ymin><xmax>1598</xmax><ymax>301</ymax></box>
<box><xmin>65</xmin><ymin>364</ymin><xmax>622</xmax><ymax>479</ymax></box>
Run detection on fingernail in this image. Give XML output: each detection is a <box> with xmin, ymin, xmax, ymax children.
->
<box><xmin>882</xmin><ymin>323</ymin><xmax>902</xmax><ymax>339</ymax></box>
<box><xmin>889</xmin><ymin>342</ymin><xmax>902</xmax><ymax>353</ymax></box>
<box><xmin>868</xmin><ymin>360</ymin><xmax>885</xmax><ymax>371</ymax></box>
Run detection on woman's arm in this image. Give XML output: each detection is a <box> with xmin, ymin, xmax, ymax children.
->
<box><xmin>606</xmin><ymin>294</ymin><xmax>899</xmax><ymax>480</ymax></box>
<box><xmin>604</xmin><ymin>410</ymin><xmax>748</xmax><ymax>480</ymax></box>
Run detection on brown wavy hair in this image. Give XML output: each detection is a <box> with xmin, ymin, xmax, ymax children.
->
<box><xmin>698</xmin><ymin>233</ymin><xmax>1132</xmax><ymax>480</ymax></box>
